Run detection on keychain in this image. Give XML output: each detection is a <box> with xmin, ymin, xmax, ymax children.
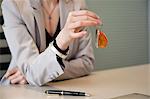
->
<box><xmin>96</xmin><ymin>24</ymin><xmax>108</xmax><ymax>48</ymax></box>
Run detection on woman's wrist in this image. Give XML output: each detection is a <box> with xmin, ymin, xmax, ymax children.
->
<box><xmin>53</xmin><ymin>39</ymin><xmax>69</xmax><ymax>55</ymax></box>
<box><xmin>56</xmin><ymin>33</ymin><xmax>70</xmax><ymax>50</ymax></box>
<box><xmin>56</xmin><ymin>39</ymin><xmax>68</xmax><ymax>50</ymax></box>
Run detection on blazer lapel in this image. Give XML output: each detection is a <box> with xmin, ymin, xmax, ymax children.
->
<box><xmin>14</xmin><ymin>0</ymin><xmax>36</xmax><ymax>43</ymax></box>
<box><xmin>29</xmin><ymin>0</ymin><xmax>46</xmax><ymax>52</ymax></box>
<box><xmin>59</xmin><ymin>0</ymin><xmax>74</xmax><ymax>29</ymax></box>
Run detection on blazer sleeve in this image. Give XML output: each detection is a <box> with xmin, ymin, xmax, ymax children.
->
<box><xmin>56</xmin><ymin>30</ymin><xmax>95</xmax><ymax>80</ymax></box>
<box><xmin>1</xmin><ymin>0</ymin><xmax>64</xmax><ymax>86</ymax></box>
<box><xmin>55</xmin><ymin>0</ymin><xmax>95</xmax><ymax>80</ymax></box>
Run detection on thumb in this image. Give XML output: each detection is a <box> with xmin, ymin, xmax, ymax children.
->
<box><xmin>71</xmin><ymin>31</ymin><xmax>87</xmax><ymax>38</ymax></box>
<box><xmin>4</xmin><ymin>67</ymin><xmax>18</xmax><ymax>78</ymax></box>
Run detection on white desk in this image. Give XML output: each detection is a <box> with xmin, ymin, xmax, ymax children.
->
<box><xmin>0</xmin><ymin>64</ymin><xmax>149</xmax><ymax>99</ymax></box>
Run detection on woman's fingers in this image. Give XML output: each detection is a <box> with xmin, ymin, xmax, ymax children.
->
<box><xmin>70</xmin><ymin>31</ymin><xmax>87</xmax><ymax>38</ymax></box>
<box><xmin>10</xmin><ymin>75</ymin><xmax>24</xmax><ymax>84</ymax></box>
<box><xmin>71</xmin><ymin>15</ymin><xmax>101</xmax><ymax>24</ymax></box>
<box><xmin>3</xmin><ymin>67</ymin><xmax>27</xmax><ymax>84</ymax></box>
<box><xmin>19</xmin><ymin>79</ymin><xmax>27</xmax><ymax>85</ymax></box>
<box><xmin>67</xmin><ymin>10</ymin><xmax>102</xmax><ymax>29</ymax></box>
<box><xmin>71</xmin><ymin>10</ymin><xmax>99</xmax><ymax>19</ymax></box>
<box><xmin>7</xmin><ymin>70</ymin><xmax>21</xmax><ymax>81</ymax></box>
<box><xmin>69</xmin><ymin>20</ymin><xmax>98</xmax><ymax>29</ymax></box>
<box><xmin>4</xmin><ymin>67</ymin><xmax>18</xmax><ymax>78</ymax></box>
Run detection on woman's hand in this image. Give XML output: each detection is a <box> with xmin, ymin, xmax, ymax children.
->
<box><xmin>4</xmin><ymin>67</ymin><xmax>27</xmax><ymax>84</ymax></box>
<box><xmin>56</xmin><ymin>10</ymin><xmax>102</xmax><ymax>50</ymax></box>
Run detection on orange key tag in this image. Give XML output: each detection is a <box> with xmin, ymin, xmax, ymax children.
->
<box><xmin>96</xmin><ymin>26</ymin><xmax>108</xmax><ymax>48</ymax></box>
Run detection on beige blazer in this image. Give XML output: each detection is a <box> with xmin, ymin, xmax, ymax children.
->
<box><xmin>0</xmin><ymin>0</ymin><xmax>95</xmax><ymax>86</ymax></box>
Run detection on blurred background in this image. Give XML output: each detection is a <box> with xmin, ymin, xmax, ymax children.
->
<box><xmin>0</xmin><ymin>0</ymin><xmax>10</xmax><ymax>77</ymax></box>
<box><xmin>87</xmin><ymin>0</ymin><xmax>149</xmax><ymax>70</ymax></box>
<box><xmin>0</xmin><ymin>0</ymin><xmax>149</xmax><ymax>77</ymax></box>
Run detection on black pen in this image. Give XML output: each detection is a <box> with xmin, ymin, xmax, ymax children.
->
<box><xmin>45</xmin><ymin>90</ymin><xmax>90</xmax><ymax>96</ymax></box>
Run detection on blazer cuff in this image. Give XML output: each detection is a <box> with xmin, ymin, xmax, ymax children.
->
<box><xmin>49</xmin><ymin>41</ymin><xmax>69</xmax><ymax>59</ymax></box>
<box><xmin>53</xmin><ymin>39</ymin><xmax>69</xmax><ymax>55</ymax></box>
<box><xmin>25</xmin><ymin>45</ymin><xmax>65</xmax><ymax>86</ymax></box>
